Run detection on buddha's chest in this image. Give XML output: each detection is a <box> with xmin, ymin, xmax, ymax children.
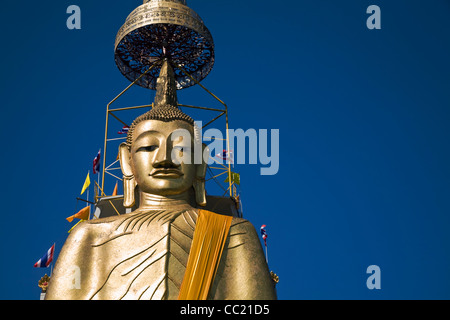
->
<box><xmin>91</xmin><ymin>210</ymin><xmax>196</xmax><ymax>300</ymax></box>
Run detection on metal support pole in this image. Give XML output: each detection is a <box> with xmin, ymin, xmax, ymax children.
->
<box><xmin>225</xmin><ymin>109</ymin><xmax>232</xmax><ymax>197</ymax></box>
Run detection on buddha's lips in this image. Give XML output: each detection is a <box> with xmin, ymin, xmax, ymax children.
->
<box><xmin>150</xmin><ymin>169</ymin><xmax>184</xmax><ymax>178</ymax></box>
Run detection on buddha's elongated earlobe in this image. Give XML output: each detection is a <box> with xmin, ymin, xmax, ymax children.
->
<box><xmin>119</xmin><ymin>142</ymin><xmax>137</xmax><ymax>208</ymax></box>
<box><xmin>193</xmin><ymin>144</ymin><xmax>208</xmax><ymax>207</ymax></box>
<box><xmin>123</xmin><ymin>175</ymin><xmax>137</xmax><ymax>208</ymax></box>
<box><xmin>193</xmin><ymin>178</ymin><xmax>206</xmax><ymax>207</ymax></box>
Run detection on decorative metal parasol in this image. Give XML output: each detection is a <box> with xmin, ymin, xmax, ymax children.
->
<box><xmin>114</xmin><ymin>0</ymin><xmax>215</xmax><ymax>90</ymax></box>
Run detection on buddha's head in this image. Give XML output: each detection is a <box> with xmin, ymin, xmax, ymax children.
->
<box><xmin>119</xmin><ymin>60</ymin><xmax>207</xmax><ymax>208</ymax></box>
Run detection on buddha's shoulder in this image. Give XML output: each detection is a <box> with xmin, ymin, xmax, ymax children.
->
<box><xmin>69</xmin><ymin>214</ymin><xmax>131</xmax><ymax>237</ymax></box>
<box><xmin>224</xmin><ymin>217</ymin><xmax>262</xmax><ymax>251</ymax></box>
<box><xmin>229</xmin><ymin>216</ymin><xmax>259</xmax><ymax>237</ymax></box>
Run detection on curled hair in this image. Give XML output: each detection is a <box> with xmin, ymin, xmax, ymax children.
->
<box><xmin>125</xmin><ymin>105</ymin><xmax>198</xmax><ymax>150</ymax></box>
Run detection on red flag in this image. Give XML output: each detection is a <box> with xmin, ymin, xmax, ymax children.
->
<box><xmin>260</xmin><ymin>225</ymin><xmax>268</xmax><ymax>246</ymax></box>
<box><xmin>93</xmin><ymin>149</ymin><xmax>101</xmax><ymax>174</ymax></box>
<box><xmin>215</xmin><ymin>149</ymin><xmax>233</xmax><ymax>163</ymax></box>
<box><xmin>33</xmin><ymin>244</ymin><xmax>55</xmax><ymax>268</ymax></box>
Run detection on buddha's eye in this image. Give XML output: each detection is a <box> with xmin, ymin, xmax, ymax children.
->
<box><xmin>174</xmin><ymin>146</ymin><xmax>190</xmax><ymax>154</ymax></box>
<box><xmin>137</xmin><ymin>145</ymin><xmax>158</xmax><ymax>152</ymax></box>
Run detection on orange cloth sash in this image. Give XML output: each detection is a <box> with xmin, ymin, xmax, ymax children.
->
<box><xmin>178</xmin><ymin>209</ymin><xmax>232</xmax><ymax>300</ymax></box>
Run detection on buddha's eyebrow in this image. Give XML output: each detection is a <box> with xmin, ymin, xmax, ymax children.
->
<box><xmin>134</xmin><ymin>130</ymin><xmax>160</xmax><ymax>144</ymax></box>
<box><xmin>170</xmin><ymin>130</ymin><xmax>194</xmax><ymax>143</ymax></box>
<box><xmin>171</xmin><ymin>135</ymin><xmax>194</xmax><ymax>144</ymax></box>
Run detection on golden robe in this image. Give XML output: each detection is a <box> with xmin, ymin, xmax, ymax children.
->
<box><xmin>45</xmin><ymin>207</ymin><xmax>276</xmax><ymax>300</ymax></box>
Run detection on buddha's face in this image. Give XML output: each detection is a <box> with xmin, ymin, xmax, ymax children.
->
<box><xmin>128</xmin><ymin>119</ymin><xmax>196</xmax><ymax>196</ymax></box>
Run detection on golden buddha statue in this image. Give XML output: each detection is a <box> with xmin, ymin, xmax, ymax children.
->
<box><xmin>45</xmin><ymin>61</ymin><xmax>277</xmax><ymax>300</ymax></box>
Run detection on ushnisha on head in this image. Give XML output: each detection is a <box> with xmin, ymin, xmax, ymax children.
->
<box><xmin>119</xmin><ymin>60</ymin><xmax>207</xmax><ymax>208</ymax></box>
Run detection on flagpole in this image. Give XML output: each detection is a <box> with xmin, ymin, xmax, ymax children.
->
<box><xmin>68</xmin><ymin>220</ymin><xmax>83</xmax><ymax>233</ymax></box>
<box><xmin>97</xmin><ymin>169</ymin><xmax>100</xmax><ymax>199</ymax></box>
<box><xmin>87</xmin><ymin>170</ymin><xmax>90</xmax><ymax>220</ymax></box>
<box><xmin>50</xmin><ymin>242</ymin><xmax>55</xmax><ymax>276</ymax></box>
<box><xmin>86</xmin><ymin>170</ymin><xmax>91</xmax><ymax>220</ymax></box>
<box><xmin>97</xmin><ymin>149</ymin><xmax>100</xmax><ymax>200</ymax></box>
<box><xmin>261</xmin><ymin>225</ymin><xmax>268</xmax><ymax>264</ymax></box>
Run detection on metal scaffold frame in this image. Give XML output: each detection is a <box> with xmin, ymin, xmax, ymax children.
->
<box><xmin>99</xmin><ymin>59</ymin><xmax>238</xmax><ymax>210</ymax></box>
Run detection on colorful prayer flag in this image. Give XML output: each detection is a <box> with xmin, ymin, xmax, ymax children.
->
<box><xmin>215</xmin><ymin>149</ymin><xmax>233</xmax><ymax>163</ymax></box>
<box><xmin>66</xmin><ymin>206</ymin><xmax>90</xmax><ymax>223</ymax></box>
<box><xmin>260</xmin><ymin>225</ymin><xmax>268</xmax><ymax>246</ymax></box>
<box><xmin>112</xmin><ymin>182</ymin><xmax>118</xmax><ymax>196</ymax></box>
<box><xmin>80</xmin><ymin>172</ymin><xmax>90</xmax><ymax>195</ymax></box>
<box><xmin>93</xmin><ymin>149</ymin><xmax>101</xmax><ymax>174</ymax></box>
<box><xmin>118</xmin><ymin>125</ymin><xmax>129</xmax><ymax>134</ymax></box>
<box><xmin>33</xmin><ymin>244</ymin><xmax>55</xmax><ymax>268</ymax></box>
<box><xmin>224</xmin><ymin>172</ymin><xmax>240</xmax><ymax>185</ymax></box>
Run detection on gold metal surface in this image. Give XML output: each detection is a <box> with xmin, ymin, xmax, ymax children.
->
<box><xmin>270</xmin><ymin>271</ymin><xmax>280</xmax><ymax>284</ymax></box>
<box><xmin>46</xmin><ymin>118</ymin><xmax>276</xmax><ymax>299</ymax></box>
<box><xmin>38</xmin><ymin>274</ymin><xmax>51</xmax><ymax>293</ymax></box>
<box><xmin>46</xmin><ymin>61</ymin><xmax>276</xmax><ymax>300</ymax></box>
<box><xmin>115</xmin><ymin>0</ymin><xmax>214</xmax><ymax>89</ymax></box>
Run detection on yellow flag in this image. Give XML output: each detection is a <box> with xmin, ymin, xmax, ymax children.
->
<box><xmin>80</xmin><ymin>172</ymin><xmax>90</xmax><ymax>195</ymax></box>
<box><xmin>66</xmin><ymin>206</ymin><xmax>90</xmax><ymax>223</ymax></box>
<box><xmin>224</xmin><ymin>172</ymin><xmax>240</xmax><ymax>185</ymax></box>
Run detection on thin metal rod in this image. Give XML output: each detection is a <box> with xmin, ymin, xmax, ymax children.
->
<box><xmin>107</xmin><ymin>137</ymin><xmax>127</xmax><ymax>142</ymax></box>
<box><xmin>107</xmin><ymin>61</ymin><xmax>161</xmax><ymax>109</ymax></box>
<box><xmin>95</xmin><ymin>181</ymin><xmax>121</xmax><ymax>216</ymax></box>
<box><xmin>211</xmin><ymin>170</ymin><xmax>228</xmax><ymax>179</ymax></box>
<box><xmin>109</xmin><ymin>111</ymin><xmax>128</xmax><ymax>127</ymax></box>
<box><xmin>105</xmin><ymin>170</ymin><xmax>123</xmax><ymax>181</ymax></box>
<box><xmin>108</xmin><ymin>200</ymin><xmax>121</xmax><ymax>216</ymax></box>
<box><xmin>178</xmin><ymin>104</ymin><xmax>225</xmax><ymax>112</ymax></box>
<box><xmin>202</xmin><ymin>112</ymin><xmax>225</xmax><ymax>129</ymax></box>
<box><xmin>76</xmin><ymin>197</ymin><xmax>95</xmax><ymax>205</ymax></box>
<box><xmin>106</xmin><ymin>159</ymin><xmax>120</xmax><ymax>170</ymax></box>
<box><xmin>225</xmin><ymin>110</ymin><xmax>232</xmax><ymax>197</ymax></box>
<box><xmin>109</xmin><ymin>105</ymin><xmax>153</xmax><ymax>113</ymax></box>
<box><xmin>210</xmin><ymin>161</ymin><xmax>228</xmax><ymax>169</ymax></box>
<box><xmin>95</xmin><ymin>181</ymin><xmax>106</xmax><ymax>197</ymax></box>
<box><xmin>68</xmin><ymin>220</ymin><xmax>83</xmax><ymax>233</ymax></box>
<box><xmin>170</xmin><ymin>61</ymin><xmax>228</xmax><ymax>108</ymax></box>
<box><xmin>102</xmin><ymin>113</ymin><xmax>108</xmax><ymax>194</ymax></box>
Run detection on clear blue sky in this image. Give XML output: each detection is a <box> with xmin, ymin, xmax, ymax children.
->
<box><xmin>1</xmin><ymin>0</ymin><xmax>450</xmax><ymax>300</ymax></box>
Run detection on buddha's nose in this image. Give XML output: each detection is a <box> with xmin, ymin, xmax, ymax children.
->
<box><xmin>153</xmin><ymin>158</ymin><xmax>180</xmax><ymax>169</ymax></box>
<box><xmin>153</xmin><ymin>142</ymin><xmax>180</xmax><ymax>168</ymax></box>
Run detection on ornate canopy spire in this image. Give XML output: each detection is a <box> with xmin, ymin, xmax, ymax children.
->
<box><xmin>115</xmin><ymin>0</ymin><xmax>214</xmax><ymax>90</ymax></box>
<box><xmin>154</xmin><ymin>60</ymin><xmax>178</xmax><ymax>107</ymax></box>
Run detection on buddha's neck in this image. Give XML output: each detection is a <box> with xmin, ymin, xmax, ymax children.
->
<box><xmin>138</xmin><ymin>190</ymin><xmax>195</xmax><ymax>210</ymax></box>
